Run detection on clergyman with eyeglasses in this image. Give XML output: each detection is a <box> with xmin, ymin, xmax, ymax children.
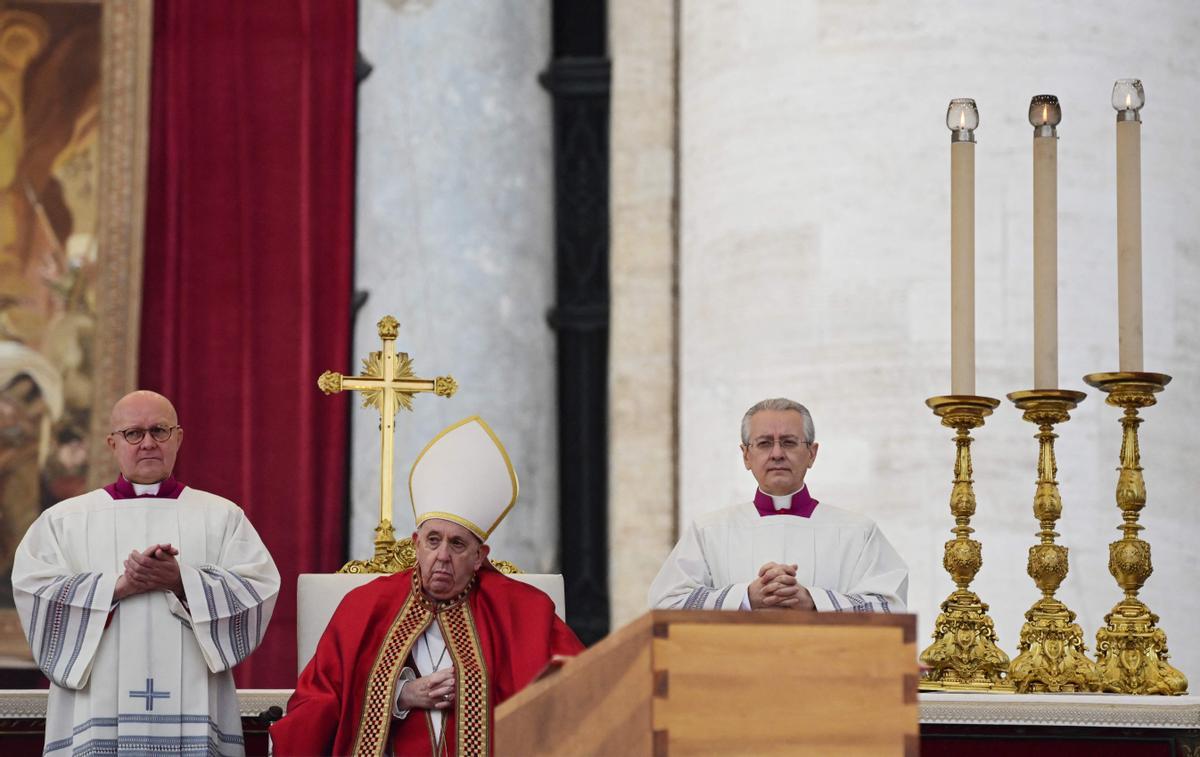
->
<box><xmin>648</xmin><ymin>397</ymin><xmax>908</xmax><ymax>613</ymax></box>
<box><xmin>11</xmin><ymin>390</ymin><xmax>280</xmax><ymax>755</ymax></box>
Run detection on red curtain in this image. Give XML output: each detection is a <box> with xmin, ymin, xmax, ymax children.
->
<box><xmin>140</xmin><ymin>0</ymin><xmax>356</xmax><ymax>688</ymax></box>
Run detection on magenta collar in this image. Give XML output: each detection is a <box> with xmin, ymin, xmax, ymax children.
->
<box><xmin>753</xmin><ymin>486</ymin><xmax>819</xmax><ymax>518</ymax></box>
<box><xmin>104</xmin><ymin>475</ymin><xmax>185</xmax><ymax>500</ymax></box>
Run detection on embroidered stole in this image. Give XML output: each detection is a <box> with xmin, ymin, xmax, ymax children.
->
<box><xmin>352</xmin><ymin>572</ymin><xmax>490</xmax><ymax>757</ymax></box>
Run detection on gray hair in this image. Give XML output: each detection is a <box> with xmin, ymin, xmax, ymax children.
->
<box><xmin>740</xmin><ymin>398</ymin><xmax>815</xmax><ymax>445</ymax></box>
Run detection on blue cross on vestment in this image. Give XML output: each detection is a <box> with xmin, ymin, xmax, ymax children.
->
<box><xmin>129</xmin><ymin>678</ymin><xmax>171</xmax><ymax>711</ymax></box>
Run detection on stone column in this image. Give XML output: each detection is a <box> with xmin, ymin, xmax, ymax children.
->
<box><xmin>607</xmin><ymin>0</ymin><xmax>680</xmax><ymax>628</ymax></box>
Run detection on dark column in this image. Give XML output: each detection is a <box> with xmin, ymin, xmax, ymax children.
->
<box><xmin>542</xmin><ymin>1</ymin><xmax>611</xmax><ymax>645</ymax></box>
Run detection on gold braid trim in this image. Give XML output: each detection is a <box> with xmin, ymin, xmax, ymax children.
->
<box><xmin>441</xmin><ymin>599</ymin><xmax>490</xmax><ymax>757</ymax></box>
<box><xmin>351</xmin><ymin>573</ymin><xmax>431</xmax><ymax>757</ymax></box>
<box><xmin>351</xmin><ymin>571</ymin><xmax>482</xmax><ymax>756</ymax></box>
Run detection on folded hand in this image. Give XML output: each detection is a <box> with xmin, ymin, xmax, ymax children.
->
<box><xmin>749</xmin><ymin>562</ymin><xmax>814</xmax><ymax>610</ymax></box>
<box><xmin>116</xmin><ymin>544</ymin><xmax>183</xmax><ymax>600</ymax></box>
<box><xmin>399</xmin><ymin>667</ymin><xmax>456</xmax><ymax>711</ymax></box>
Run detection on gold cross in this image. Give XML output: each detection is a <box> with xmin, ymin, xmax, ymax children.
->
<box><xmin>318</xmin><ymin>315</ymin><xmax>456</xmax><ymax>571</ymax></box>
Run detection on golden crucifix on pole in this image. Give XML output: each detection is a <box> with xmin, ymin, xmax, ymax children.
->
<box><xmin>318</xmin><ymin>315</ymin><xmax>457</xmax><ymax>573</ymax></box>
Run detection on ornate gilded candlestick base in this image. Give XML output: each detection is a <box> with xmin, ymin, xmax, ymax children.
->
<box><xmin>339</xmin><ymin>520</ymin><xmax>415</xmax><ymax>574</ymax></box>
<box><xmin>1006</xmin><ymin>389</ymin><xmax>1101</xmax><ymax>693</ymax></box>
<box><xmin>1083</xmin><ymin>372</ymin><xmax>1187</xmax><ymax>695</ymax></box>
<box><xmin>919</xmin><ymin>395</ymin><xmax>1012</xmax><ymax>691</ymax></box>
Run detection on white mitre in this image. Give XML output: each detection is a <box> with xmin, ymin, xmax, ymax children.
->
<box><xmin>409</xmin><ymin>416</ymin><xmax>519</xmax><ymax>542</ymax></box>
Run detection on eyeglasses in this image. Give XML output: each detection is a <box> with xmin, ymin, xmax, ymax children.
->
<box><xmin>746</xmin><ymin>437</ymin><xmax>813</xmax><ymax>453</ymax></box>
<box><xmin>110</xmin><ymin>425</ymin><xmax>180</xmax><ymax>444</ymax></box>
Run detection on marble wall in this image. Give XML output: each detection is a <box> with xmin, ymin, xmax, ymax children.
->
<box><xmin>351</xmin><ymin>0</ymin><xmax>558</xmax><ymax>571</ymax></box>
<box><xmin>611</xmin><ymin>0</ymin><xmax>1200</xmax><ymax>677</ymax></box>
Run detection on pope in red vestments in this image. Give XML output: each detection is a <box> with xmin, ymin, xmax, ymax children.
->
<box><xmin>271</xmin><ymin>417</ymin><xmax>584</xmax><ymax>757</ymax></box>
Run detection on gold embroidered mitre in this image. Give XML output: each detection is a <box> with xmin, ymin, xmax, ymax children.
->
<box><xmin>409</xmin><ymin>416</ymin><xmax>519</xmax><ymax>542</ymax></box>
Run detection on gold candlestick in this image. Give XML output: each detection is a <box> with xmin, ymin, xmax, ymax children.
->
<box><xmin>919</xmin><ymin>395</ymin><xmax>1012</xmax><ymax>691</ymax></box>
<box><xmin>1083</xmin><ymin>372</ymin><xmax>1187</xmax><ymax>694</ymax></box>
<box><xmin>1006</xmin><ymin>389</ymin><xmax>1101</xmax><ymax>692</ymax></box>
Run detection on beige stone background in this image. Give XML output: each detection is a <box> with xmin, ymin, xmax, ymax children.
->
<box><xmin>608</xmin><ymin>0</ymin><xmax>1200</xmax><ymax>682</ymax></box>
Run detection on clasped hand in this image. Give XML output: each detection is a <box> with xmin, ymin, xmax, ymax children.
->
<box><xmin>748</xmin><ymin>562</ymin><xmax>815</xmax><ymax>610</ymax></box>
<box><xmin>399</xmin><ymin>667</ymin><xmax>456</xmax><ymax>711</ymax></box>
<box><xmin>114</xmin><ymin>543</ymin><xmax>184</xmax><ymax>601</ymax></box>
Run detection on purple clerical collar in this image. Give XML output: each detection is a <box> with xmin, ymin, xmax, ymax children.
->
<box><xmin>753</xmin><ymin>486</ymin><xmax>819</xmax><ymax>518</ymax></box>
<box><xmin>105</xmin><ymin>475</ymin><xmax>185</xmax><ymax>500</ymax></box>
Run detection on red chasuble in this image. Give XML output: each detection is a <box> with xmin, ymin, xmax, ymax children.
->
<box><xmin>271</xmin><ymin>566</ymin><xmax>583</xmax><ymax>757</ymax></box>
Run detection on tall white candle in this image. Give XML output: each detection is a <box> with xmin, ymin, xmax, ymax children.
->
<box><xmin>1030</xmin><ymin>95</ymin><xmax>1061</xmax><ymax>389</ymax></box>
<box><xmin>1113</xmin><ymin>80</ymin><xmax>1145</xmax><ymax>373</ymax></box>
<box><xmin>948</xmin><ymin>99</ymin><xmax>978</xmax><ymax>395</ymax></box>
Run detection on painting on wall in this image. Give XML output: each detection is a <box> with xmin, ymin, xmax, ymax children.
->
<box><xmin>0</xmin><ymin>0</ymin><xmax>150</xmax><ymax>664</ymax></box>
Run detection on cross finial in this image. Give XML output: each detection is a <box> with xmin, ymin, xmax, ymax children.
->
<box><xmin>317</xmin><ymin>316</ymin><xmax>457</xmax><ymax>571</ymax></box>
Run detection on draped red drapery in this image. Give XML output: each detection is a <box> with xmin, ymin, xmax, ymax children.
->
<box><xmin>139</xmin><ymin>0</ymin><xmax>356</xmax><ymax>688</ymax></box>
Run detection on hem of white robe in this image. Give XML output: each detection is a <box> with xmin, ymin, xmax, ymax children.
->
<box><xmin>673</xmin><ymin>582</ymin><xmax>749</xmax><ymax>611</ymax></box>
<box><xmin>394</xmin><ymin>666</ymin><xmax>417</xmax><ymax>718</ymax></box>
<box><xmin>56</xmin><ymin>572</ymin><xmax>119</xmax><ymax>690</ymax></box>
<box><xmin>165</xmin><ymin>587</ymin><xmax>193</xmax><ymax>625</ymax></box>
<box><xmin>43</xmin><ymin>718</ymin><xmax>247</xmax><ymax>757</ymax></box>
<box><xmin>725</xmin><ymin>583</ymin><xmax>750</xmax><ymax>611</ymax></box>
<box><xmin>808</xmin><ymin>585</ymin><xmax>838</xmax><ymax>612</ymax></box>
<box><xmin>179</xmin><ymin>563</ymin><xmax>226</xmax><ymax>673</ymax></box>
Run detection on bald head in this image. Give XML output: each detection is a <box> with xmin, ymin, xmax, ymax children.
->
<box><xmin>110</xmin><ymin>390</ymin><xmax>178</xmax><ymax>429</ymax></box>
<box><xmin>107</xmin><ymin>390</ymin><xmax>183</xmax><ymax>483</ymax></box>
